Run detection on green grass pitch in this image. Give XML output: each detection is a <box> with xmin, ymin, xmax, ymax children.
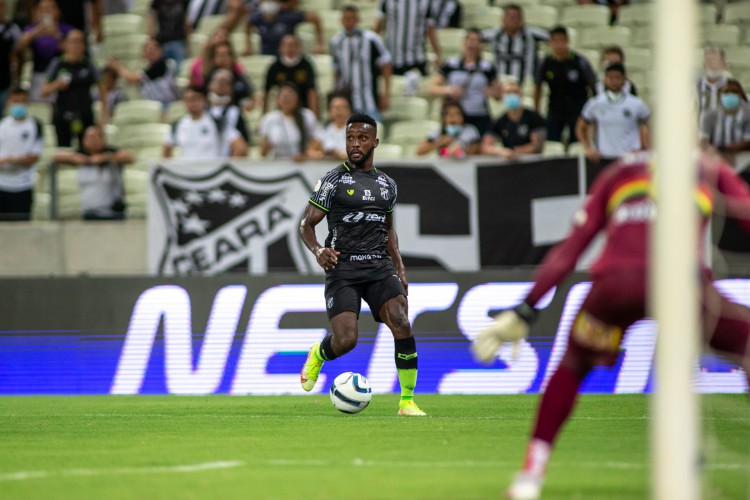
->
<box><xmin>1</xmin><ymin>394</ymin><xmax>747</xmax><ymax>499</ymax></box>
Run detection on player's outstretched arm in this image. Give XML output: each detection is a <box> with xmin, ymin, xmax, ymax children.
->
<box><xmin>299</xmin><ymin>204</ymin><xmax>340</xmax><ymax>271</ymax></box>
<box><xmin>385</xmin><ymin>212</ymin><xmax>408</xmax><ymax>294</ymax></box>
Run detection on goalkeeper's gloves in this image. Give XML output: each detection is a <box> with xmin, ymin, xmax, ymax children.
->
<box><xmin>471</xmin><ymin>302</ymin><xmax>538</xmax><ymax>364</ymax></box>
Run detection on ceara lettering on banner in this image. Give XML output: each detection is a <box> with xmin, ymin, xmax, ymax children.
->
<box><xmin>110</xmin><ymin>281</ymin><xmax>750</xmax><ymax>395</ymax></box>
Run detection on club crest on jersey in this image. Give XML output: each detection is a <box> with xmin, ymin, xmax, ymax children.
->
<box><xmin>380</xmin><ymin>188</ymin><xmax>390</xmax><ymax>200</ymax></box>
<box><xmin>362</xmin><ymin>189</ymin><xmax>375</xmax><ymax>201</ymax></box>
<box><xmin>339</xmin><ymin>173</ymin><xmax>355</xmax><ymax>185</ymax></box>
<box><xmin>347</xmin><ymin>189</ymin><xmax>354</xmax><ymax>195</ymax></box>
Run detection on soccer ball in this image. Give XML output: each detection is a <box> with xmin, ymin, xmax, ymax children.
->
<box><xmin>329</xmin><ymin>372</ymin><xmax>372</xmax><ymax>414</ymax></box>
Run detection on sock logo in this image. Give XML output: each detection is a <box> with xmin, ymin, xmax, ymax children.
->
<box><xmin>397</xmin><ymin>352</ymin><xmax>418</xmax><ymax>360</ymax></box>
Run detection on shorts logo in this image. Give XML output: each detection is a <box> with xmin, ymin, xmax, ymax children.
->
<box><xmin>362</xmin><ymin>189</ymin><xmax>375</xmax><ymax>201</ymax></box>
<box><xmin>327</xmin><ymin>297</ymin><xmax>334</xmax><ymax>309</ymax></box>
<box><xmin>380</xmin><ymin>188</ymin><xmax>390</xmax><ymax>200</ymax></box>
<box><xmin>347</xmin><ymin>189</ymin><xmax>354</xmax><ymax>195</ymax></box>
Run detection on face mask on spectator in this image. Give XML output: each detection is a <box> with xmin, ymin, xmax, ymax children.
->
<box><xmin>208</xmin><ymin>92</ymin><xmax>232</xmax><ymax>106</ymax></box>
<box><xmin>281</xmin><ymin>55</ymin><xmax>302</xmax><ymax>67</ymax></box>
<box><xmin>721</xmin><ymin>92</ymin><xmax>741</xmax><ymax>110</ymax></box>
<box><xmin>705</xmin><ymin>69</ymin><xmax>724</xmax><ymax>79</ymax></box>
<box><xmin>445</xmin><ymin>124</ymin><xmax>462</xmax><ymax>136</ymax></box>
<box><xmin>10</xmin><ymin>104</ymin><xmax>27</xmax><ymax>120</ymax></box>
<box><xmin>259</xmin><ymin>1</ymin><xmax>280</xmax><ymax>16</ymax></box>
<box><xmin>503</xmin><ymin>94</ymin><xmax>522</xmax><ymax>110</ymax></box>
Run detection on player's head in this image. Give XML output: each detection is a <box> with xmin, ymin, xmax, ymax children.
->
<box><xmin>549</xmin><ymin>26</ymin><xmax>569</xmax><ymax>58</ymax></box>
<box><xmin>703</xmin><ymin>45</ymin><xmax>726</xmax><ymax>77</ymax></box>
<box><xmin>345</xmin><ymin>113</ymin><xmax>379</xmax><ymax>167</ymax></box>
<box><xmin>502</xmin><ymin>4</ymin><xmax>524</xmax><ymax>33</ymax></box>
<box><xmin>719</xmin><ymin>79</ymin><xmax>747</xmax><ymax>112</ymax></box>
<box><xmin>82</xmin><ymin>125</ymin><xmax>106</xmax><ymax>153</ymax></box>
<box><xmin>341</xmin><ymin>4</ymin><xmax>360</xmax><ymax>32</ymax></box>
<box><xmin>603</xmin><ymin>62</ymin><xmax>626</xmax><ymax>93</ymax></box>
<box><xmin>600</xmin><ymin>45</ymin><xmax>624</xmax><ymax>71</ymax></box>
<box><xmin>7</xmin><ymin>87</ymin><xmax>29</xmax><ymax>120</ymax></box>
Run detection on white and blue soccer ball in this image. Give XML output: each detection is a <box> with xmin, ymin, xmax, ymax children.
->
<box><xmin>329</xmin><ymin>372</ymin><xmax>372</xmax><ymax>414</ymax></box>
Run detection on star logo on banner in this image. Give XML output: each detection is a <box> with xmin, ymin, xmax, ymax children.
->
<box><xmin>184</xmin><ymin>191</ymin><xmax>204</xmax><ymax>206</ymax></box>
<box><xmin>171</xmin><ymin>198</ymin><xmax>189</xmax><ymax>215</ymax></box>
<box><xmin>207</xmin><ymin>188</ymin><xmax>229</xmax><ymax>203</ymax></box>
<box><xmin>228</xmin><ymin>192</ymin><xmax>247</xmax><ymax>208</ymax></box>
<box><xmin>181</xmin><ymin>212</ymin><xmax>210</xmax><ymax>235</ymax></box>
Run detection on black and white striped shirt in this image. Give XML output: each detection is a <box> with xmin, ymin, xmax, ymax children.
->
<box><xmin>187</xmin><ymin>0</ymin><xmax>226</xmax><ymax>29</ymax></box>
<box><xmin>331</xmin><ymin>28</ymin><xmax>391</xmax><ymax>114</ymax></box>
<box><xmin>700</xmin><ymin>104</ymin><xmax>750</xmax><ymax>149</ymax></box>
<box><xmin>697</xmin><ymin>75</ymin><xmax>728</xmax><ymax>119</ymax></box>
<box><xmin>431</xmin><ymin>0</ymin><xmax>461</xmax><ymax>29</ymax></box>
<box><xmin>481</xmin><ymin>27</ymin><xmax>548</xmax><ymax>84</ymax></box>
<box><xmin>377</xmin><ymin>0</ymin><xmax>435</xmax><ymax>70</ymax></box>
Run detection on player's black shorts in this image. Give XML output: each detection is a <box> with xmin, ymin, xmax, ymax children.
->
<box><xmin>324</xmin><ymin>258</ymin><xmax>406</xmax><ymax>323</ymax></box>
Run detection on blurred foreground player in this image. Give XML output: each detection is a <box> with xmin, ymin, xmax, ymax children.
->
<box><xmin>299</xmin><ymin>113</ymin><xmax>426</xmax><ymax>416</ymax></box>
<box><xmin>472</xmin><ymin>150</ymin><xmax>750</xmax><ymax>499</ymax></box>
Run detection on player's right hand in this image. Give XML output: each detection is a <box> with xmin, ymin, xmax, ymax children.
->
<box><xmin>315</xmin><ymin>247</ymin><xmax>340</xmax><ymax>271</ymax></box>
<box><xmin>471</xmin><ymin>306</ymin><xmax>535</xmax><ymax>364</ymax></box>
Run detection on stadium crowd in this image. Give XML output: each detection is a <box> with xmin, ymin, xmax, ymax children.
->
<box><xmin>0</xmin><ymin>0</ymin><xmax>747</xmax><ymax>220</ymax></box>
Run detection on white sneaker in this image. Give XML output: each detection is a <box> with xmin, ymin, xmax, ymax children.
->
<box><xmin>505</xmin><ymin>472</ymin><xmax>543</xmax><ymax>500</ymax></box>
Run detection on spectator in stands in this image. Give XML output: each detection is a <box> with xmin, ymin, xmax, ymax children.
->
<box><xmin>108</xmin><ymin>38</ymin><xmax>180</xmax><ymax>118</ymax></box>
<box><xmin>246</xmin><ymin>0</ymin><xmax>324</xmax><ymax>56</ymax></box>
<box><xmin>198</xmin><ymin>39</ymin><xmax>255</xmax><ymax>108</ymax></box>
<box><xmin>595</xmin><ymin>45</ymin><xmax>637</xmax><ymax>96</ymax></box>
<box><xmin>431</xmin><ymin>0</ymin><xmax>462</xmax><ymax>29</ymax></box>
<box><xmin>95</xmin><ymin>66</ymin><xmax>128</xmax><ymax>125</ymax></box>
<box><xmin>54</xmin><ymin>125</ymin><xmax>135</xmax><ymax>220</ymax></box>
<box><xmin>330</xmin><ymin>5</ymin><xmax>392</xmax><ymax>122</ymax></box>
<box><xmin>59</xmin><ymin>0</ymin><xmax>103</xmax><ymax>43</ymax></box>
<box><xmin>375</xmin><ymin>0</ymin><xmax>441</xmax><ymax>96</ymax></box>
<box><xmin>187</xmin><ymin>0</ymin><xmax>247</xmax><ymax>30</ymax></box>
<box><xmin>576</xmin><ymin>63</ymin><xmax>650</xmax><ymax>161</ymax></box>
<box><xmin>482</xmin><ymin>79</ymin><xmax>546</xmax><ymax>159</ymax></box>
<box><xmin>313</xmin><ymin>92</ymin><xmax>352</xmax><ymax>160</ymax></box>
<box><xmin>700</xmin><ymin>79</ymin><xmax>750</xmax><ymax>163</ymax></box>
<box><xmin>428</xmin><ymin>28</ymin><xmax>501</xmax><ymax>135</ymax></box>
<box><xmin>206</xmin><ymin>68</ymin><xmax>251</xmax><ymax>145</ymax></box>
<box><xmin>698</xmin><ymin>46</ymin><xmax>729</xmax><ymax>121</ymax></box>
<box><xmin>264</xmin><ymin>34</ymin><xmax>318</xmax><ymax>116</ymax></box>
<box><xmin>163</xmin><ymin>86</ymin><xmax>248</xmax><ymax>158</ymax></box>
<box><xmin>415</xmin><ymin>100</ymin><xmax>480</xmax><ymax>158</ymax></box>
<box><xmin>18</xmin><ymin>0</ymin><xmax>73</xmax><ymax>103</ymax></box>
<box><xmin>481</xmin><ymin>3</ymin><xmax>548</xmax><ymax>86</ymax></box>
<box><xmin>534</xmin><ymin>26</ymin><xmax>596</xmax><ymax>145</ymax></box>
<box><xmin>0</xmin><ymin>1</ymin><xmax>20</xmax><ymax>116</ymax></box>
<box><xmin>258</xmin><ymin>81</ymin><xmax>320</xmax><ymax>160</ymax></box>
<box><xmin>149</xmin><ymin>0</ymin><xmax>191</xmax><ymax>70</ymax></box>
<box><xmin>189</xmin><ymin>27</ymin><xmax>230</xmax><ymax>87</ymax></box>
<box><xmin>0</xmin><ymin>87</ymin><xmax>44</xmax><ymax>221</ymax></box>
<box><xmin>41</xmin><ymin>30</ymin><xmax>99</xmax><ymax>147</ymax></box>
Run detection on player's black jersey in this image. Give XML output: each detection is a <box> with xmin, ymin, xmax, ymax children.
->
<box><xmin>309</xmin><ymin>162</ymin><xmax>397</xmax><ymax>260</ymax></box>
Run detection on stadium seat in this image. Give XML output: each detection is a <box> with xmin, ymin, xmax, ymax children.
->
<box><xmin>196</xmin><ymin>14</ymin><xmax>227</xmax><ymax>37</ymax></box>
<box><xmin>104</xmin><ymin>124</ymin><xmax>119</xmax><ymax>144</ymax></box>
<box><xmin>437</xmin><ymin>28</ymin><xmax>467</xmax><ymax>58</ymax></box>
<box><xmin>116</xmin><ymin>123</ymin><xmax>171</xmax><ymax>149</ymax></box>
<box><xmin>468</xmin><ymin>7</ymin><xmax>503</xmax><ymax>30</ymax></box>
<box><xmin>103</xmin><ymin>14</ymin><xmax>143</xmax><ymax>37</ymax></box>
<box><xmin>231</xmin><ymin>32</ymin><xmax>259</xmax><ymax>55</ymax></box>
<box><xmin>387</xmin><ymin>119</ymin><xmax>440</xmax><ymax>144</ymax></box>
<box><xmin>542</xmin><ymin>140</ymin><xmax>565</xmax><ymax>156</ymax></box>
<box><xmin>104</xmin><ymin>33</ymin><xmax>149</xmax><ymax>60</ymax></box>
<box><xmin>381</xmin><ymin>96</ymin><xmax>430</xmax><ymax>123</ymax></box>
<box><xmin>723</xmin><ymin>2</ymin><xmax>750</xmax><ymax>25</ymax></box>
<box><xmin>622</xmin><ymin>47</ymin><xmax>651</xmax><ymax>73</ymax></box>
<box><xmin>123</xmin><ymin>169</ymin><xmax>148</xmax><ymax>219</ymax></box>
<box><xmin>374</xmin><ymin>143</ymin><xmax>403</xmax><ymax>160</ymax></box>
<box><xmin>617</xmin><ymin>4</ymin><xmax>653</xmax><ymax>27</ymax></box>
<box><xmin>305</xmin><ymin>0</ymin><xmax>337</xmax><ymax>10</ymax></box>
<box><xmin>697</xmin><ymin>4</ymin><xmax>718</xmax><ymax>25</ymax></box>
<box><xmin>240</xmin><ymin>55</ymin><xmax>276</xmax><ymax>91</ymax></box>
<box><xmin>566</xmin><ymin>141</ymin><xmax>585</xmax><ymax>156</ymax></box>
<box><xmin>579</xmin><ymin>26</ymin><xmax>631</xmax><ymax>50</ymax></box>
<box><xmin>43</xmin><ymin>124</ymin><xmax>57</xmax><ymax>149</ymax></box>
<box><xmin>523</xmin><ymin>5</ymin><xmax>558</xmax><ymax>29</ymax></box>
<box><xmin>28</xmin><ymin>102</ymin><xmax>51</xmax><ymax>124</ymax></box>
<box><xmin>628</xmin><ymin>26</ymin><xmax>653</xmax><ymax>49</ymax></box>
<box><xmin>702</xmin><ymin>25</ymin><xmax>741</xmax><ymax>46</ymax></box>
<box><xmin>725</xmin><ymin>46</ymin><xmax>750</xmax><ymax>72</ymax></box>
<box><xmin>576</xmin><ymin>48</ymin><xmax>600</xmax><ymax>70</ymax></box>
<box><xmin>189</xmin><ymin>33</ymin><xmax>208</xmax><ymax>57</ymax></box>
<box><xmin>560</xmin><ymin>5</ymin><xmax>610</xmax><ymax>28</ymax></box>
<box><xmin>165</xmin><ymin>100</ymin><xmax>187</xmax><ymax>123</ymax></box>
<box><xmin>111</xmin><ymin>100</ymin><xmax>162</xmax><ymax>126</ymax></box>
<box><xmin>131</xmin><ymin>0</ymin><xmax>150</xmax><ymax>16</ymax></box>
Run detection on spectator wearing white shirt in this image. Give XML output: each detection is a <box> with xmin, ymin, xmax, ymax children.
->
<box><xmin>0</xmin><ymin>88</ymin><xmax>44</xmax><ymax>220</ymax></box>
<box><xmin>312</xmin><ymin>92</ymin><xmax>352</xmax><ymax>161</ymax></box>
<box><xmin>259</xmin><ymin>82</ymin><xmax>320</xmax><ymax>161</ymax></box>
<box><xmin>163</xmin><ymin>86</ymin><xmax>247</xmax><ymax>159</ymax></box>
<box><xmin>576</xmin><ymin>63</ymin><xmax>650</xmax><ymax>161</ymax></box>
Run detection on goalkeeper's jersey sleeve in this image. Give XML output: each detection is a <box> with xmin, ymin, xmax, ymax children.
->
<box><xmin>309</xmin><ymin>162</ymin><xmax>397</xmax><ymax>260</ymax></box>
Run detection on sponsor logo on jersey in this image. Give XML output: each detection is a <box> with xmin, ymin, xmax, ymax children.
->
<box><xmin>340</xmin><ymin>173</ymin><xmax>355</xmax><ymax>185</ymax></box>
<box><xmin>376</xmin><ymin>175</ymin><xmax>389</xmax><ymax>187</ymax></box>
<box><xmin>318</xmin><ymin>182</ymin><xmax>335</xmax><ymax>202</ymax></box>
<box><xmin>347</xmin><ymin>189</ymin><xmax>354</xmax><ymax>195</ymax></box>
<box><xmin>362</xmin><ymin>189</ymin><xmax>375</xmax><ymax>201</ymax></box>
<box><xmin>612</xmin><ymin>199</ymin><xmax>656</xmax><ymax>224</ymax></box>
<box><xmin>343</xmin><ymin>212</ymin><xmax>385</xmax><ymax>223</ymax></box>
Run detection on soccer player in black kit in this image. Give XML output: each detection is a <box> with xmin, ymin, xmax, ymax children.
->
<box><xmin>298</xmin><ymin>113</ymin><xmax>426</xmax><ymax>416</ymax></box>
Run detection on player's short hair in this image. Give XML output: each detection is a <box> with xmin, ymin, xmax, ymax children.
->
<box><xmin>346</xmin><ymin>113</ymin><xmax>377</xmax><ymax>131</ymax></box>
<box><xmin>549</xmin><ymin>26</ymin><xmax>568</xmax><ymax>38</ymax></box>
<box><xmin>341</xmin><ymin>4</ymin><xmax>359</xmax><ymax>13</ymax></box>
<box><xmin>504</xmin><ymin>3</ymin><xmax>523</xmax><ymax>14</ymax></box>
<box><xmin>441</xmin><ymin>98</ymin><xmax>466</xmax><ymax>120</ymax></box>
<box><xmin>604</xmin><ymin>62</ymin><xmax>626</xmax><ymax>76</ymax></box>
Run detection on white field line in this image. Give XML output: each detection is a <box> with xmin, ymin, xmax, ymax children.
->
<box><xmin>0</xmin><ymin>461</ymin><xmax>244</xmax><ymax>482</ymax></box>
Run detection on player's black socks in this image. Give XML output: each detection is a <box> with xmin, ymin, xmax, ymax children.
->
<box><xmin>319</xmin><ymin>333</ymin><xmax>338</xmax><ymax>361</ymax></box>
<box><xmin>394</xmin><ymin>336</ymin><xmax>418</xmax><ymax>369</ymax></box>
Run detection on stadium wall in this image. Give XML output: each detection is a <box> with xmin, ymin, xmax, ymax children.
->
<box><xmin>0</xmin><ymin>272</ymin><xmax>747</xmax><ymax>395</ymax></box>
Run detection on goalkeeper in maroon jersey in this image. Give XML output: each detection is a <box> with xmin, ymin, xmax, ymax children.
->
<box><xmin>472</xmin><ymin>150</ymin><xmax>750</xmax><ymax>500</ymax></box>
